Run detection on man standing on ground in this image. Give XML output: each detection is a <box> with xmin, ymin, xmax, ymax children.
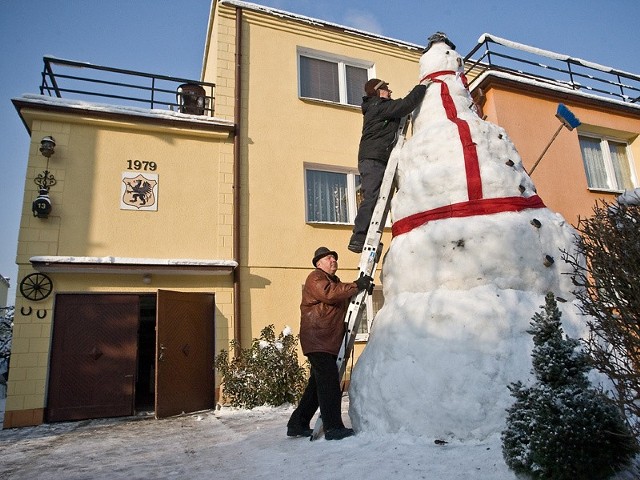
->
<box><xmin>287</xmin><ymin>247</ymin><xmax>371</xmax><ymax>440</ymax></box>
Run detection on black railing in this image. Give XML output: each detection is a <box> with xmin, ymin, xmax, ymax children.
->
<box><xmin>463</xmin><ymin>34</ymin><xmax>640</xmax><ymax>104</ymax></box>
<box><xmin>39</xmin><ymin>57</ymin><xmax>216</xmax><ymax>116</ymax></box>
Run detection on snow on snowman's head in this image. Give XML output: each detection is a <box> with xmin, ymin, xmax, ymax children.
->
<box><xmin>419</xmin><ymin>32</ymin><xmax>463</xmax><ymax>79</ymax></box>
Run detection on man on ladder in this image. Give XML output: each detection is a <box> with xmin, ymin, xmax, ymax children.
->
<box><xmin>348</xmin><ymin>78</ymin><xmax>428</xmax><ymax>253</ymax></box>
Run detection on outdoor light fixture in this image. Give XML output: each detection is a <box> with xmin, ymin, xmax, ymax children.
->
<box><xmin>39</xmin><ymin>136</ymin><xmax>56</xmax><ymax>158</ymax></box>
<box><xmin>32</xmin><ymin>136</ymin><xmax>57</xmax><ymax>218</ymax></box>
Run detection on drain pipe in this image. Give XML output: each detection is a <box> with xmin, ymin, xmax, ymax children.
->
<box><xmin>232</xmin><ymin>7</ymin><xmax>243</xmax><ymax>357</ymax></box>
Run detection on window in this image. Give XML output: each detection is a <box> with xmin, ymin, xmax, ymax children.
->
<box><xmin>305</xmin><ymin>166</ymin><xmax>361</xmax><ymax>223</ymax></box>
<box><xmin>579</xmin><ymin>134</ymin><xmax>636</xmax><ymax>191</ymax></box>
<box><xmin>298</xmin><ymin>48</ymin><xmax>372</xmax><ymax>106</ymax></box>
<box><xmin>356</xmin><ymin>286</ymin><xmax>384</xmax><ymax>341</ymax></box>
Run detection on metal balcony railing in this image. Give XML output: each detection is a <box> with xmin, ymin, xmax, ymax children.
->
<box><xmin>39</xmin><ymin>56</ymin><xmax>216</xmax><ymax>116</ymax></box>
<box><xmin>463</xmin><ymin>34</ymin><xmax>640</xmax><ymax>105</ymax></box>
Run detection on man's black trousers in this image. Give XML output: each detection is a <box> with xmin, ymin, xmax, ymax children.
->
<box><xmin>287</xmin><ymin>352</ymin><xmax>345</xmax><ymax>431</ymax></box>
<box><xmin>352</xmin><ymin>158</ymin><xmax>387</xmax><ymax>241</ymax></box>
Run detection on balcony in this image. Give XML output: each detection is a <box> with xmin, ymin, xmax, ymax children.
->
<box><xmin>464</xmin><ymin>34</ymin><xmax>640</xmax><ymax>106</ymax></box>
<box><xmin>39</xmin><ymin>56</ymin><xmax>216</xmax><ymax>117</ymax></box>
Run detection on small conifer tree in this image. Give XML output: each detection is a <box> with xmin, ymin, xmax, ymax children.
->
<box><xmin>502</xmin><ymin>293</ymin><xmax>637</xmax><ymax>479</ymax></box>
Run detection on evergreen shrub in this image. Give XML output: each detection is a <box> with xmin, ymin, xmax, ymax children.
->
<box><xmin>215</xmin><ymin>324</ymin><xmax>307</xmax><ymax>409</ymax></box>
<box><xmin>502</xmin><ymin>293</ymin><xmax>637</xmax><ymax>479</ymax></box>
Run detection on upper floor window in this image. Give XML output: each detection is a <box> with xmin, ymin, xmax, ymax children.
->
<box><xmin>305</xmin><ymin>165</ymin><xmax>361</xmax><ymax>224</ymax></box>
<box><xmin>298</xmin><ymin>48</ymin><xmax>372</xmax><ymax>106</ymax></box>
<box><xmin>579</xmin><ymin>134</ymin><xmax>636</xmax><ymax>192</ymax></box>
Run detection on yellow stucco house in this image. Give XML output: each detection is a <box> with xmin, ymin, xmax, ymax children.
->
<box><xmin>4</xmin><ymin>0</ymin><xmax>639</xmax><ymax>428</ymax></box>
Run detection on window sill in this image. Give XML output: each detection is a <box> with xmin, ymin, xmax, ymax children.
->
<box><xmin>299</xmin><ymin>96</ymin><xmax>361</xmax><ymax>111</ymax></box>
<box><xmin>587</xmin><ymin>188</ymin><xmax>626</xmax><ymax>195</ymax></box>
<box><xmin>306</xmin><ymin>221</ymin><xmax>353</xmax><ymax>226</ymax></box>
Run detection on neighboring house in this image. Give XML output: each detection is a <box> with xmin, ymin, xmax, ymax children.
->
<box><xmin>4</xmin><ymin>0</ymin><xmax>639</xmax><ymax>428</ymax></box>
<box><xmin>0</xmin><ymin>276</ymin><xmax>8</xmax><ymax>308</ymax></box>
<box><xmin>464</xmin><ymin>35</ymin><xmax>640</xmax><ymax>221</ymax></box>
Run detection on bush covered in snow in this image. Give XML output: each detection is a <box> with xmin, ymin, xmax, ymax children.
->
<box><xmin>564</xmin><ymin>199</ymin><xmax>640</xmax><ymax>439</ymax></box>
<box><xmin>0</xmin><ymin>306</ymin><xmax>13</xmax><ymax>361</ymax></box>
<box><xmin>215</xmin><ymin>324</ymin><xmax>307</xmax><ymax>408</ymax></box>
<box><xmin>502</xmin><ymin>293</ymin><xmax>636</xmax><ymax>479</ymax></box>
<box><xmin>0</xmin><ymin>306</ymin><xmax>13</xmax><ymax>396</ymax></box>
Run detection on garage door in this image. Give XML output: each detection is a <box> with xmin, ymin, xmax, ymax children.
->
<box><xmin>47</xmin><ymin>294</ymin><xmax>139</xmax><ymax>422</ymax></box>
<box><xmin>155</xmin><ymin>290</ymin><xmax>216</xmax><ymax>418</ymax></box>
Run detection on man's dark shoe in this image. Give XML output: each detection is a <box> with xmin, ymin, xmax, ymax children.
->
<box><xmin>287</xmin><ymin>425</ymin><xmax>313</xmax><ymax>437</ymax></box>
<box><xmin>325</xmin><ymin>427</ymin><xmax>355</xmax><ymax>440</ymax></box>
<box><xmin>347</xmin><ymin>240</ymin><xmax>364</xmax><ymax>253</ymax></box>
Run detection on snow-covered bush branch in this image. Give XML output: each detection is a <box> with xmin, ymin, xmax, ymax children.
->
<box><xmin>215</xmin><ymin>324</ymin><xmax>307</xmax><ymax>409</ymax></box>
<box><xmin>564</xmin><ymin>199</ymin><xmax>640</xmax><ymax>439</ymax></box>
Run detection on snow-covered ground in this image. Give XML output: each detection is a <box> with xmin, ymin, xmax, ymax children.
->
<box><xmin>0</xmin><ymin>395</ymin><xmax>637</xmax><ymax>480</ymax></box>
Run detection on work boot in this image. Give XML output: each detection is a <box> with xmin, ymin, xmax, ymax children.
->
<box><xmin>286</xmin><ymin>425</ymin><xmax>313</xmax><ymax>437</ymax></box>
<box><xmin>348</xmin><ymin>239</ymin><xmax>364</xmax><ymax>253</ymax></box>
<box><xmin>325</xmin><ymin>427</ymin><xmax>355</xmax><ymax>440</ymax></box>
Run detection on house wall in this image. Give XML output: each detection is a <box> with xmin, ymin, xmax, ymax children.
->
<box><xmin>5</xmin><ymin>109</ymin><xmax>236</xmax><ymax>428</ymax></box>
<box><xmin>204</xmin><ymin>2</ymin><xmax>423</xmax><ymax>347</ymax></box>
<box><xmin>478</xmin><ymin>84</ymin><xmax>640</xmax><ymax>225</ymax></box>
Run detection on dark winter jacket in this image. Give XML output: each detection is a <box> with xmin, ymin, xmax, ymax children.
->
<box><xmin>358</xmin><ymin>84</ymin><xmax>427</xmax><ymax>163</ymax></box>
<box><xmin>299</xmin><ymin>269</ymin><xmax>359</xmax><ymax>356</ymax></box>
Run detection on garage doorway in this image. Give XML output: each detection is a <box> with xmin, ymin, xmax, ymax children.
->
<box><xmin>135</xmin><ymin>295</ymin><xmax>156</xmax><ymax>411</ymax></box>
<box><xmin>47</xmin><ymin>291</ymin><xmax>215</xmax><ymax>423</ymax></box>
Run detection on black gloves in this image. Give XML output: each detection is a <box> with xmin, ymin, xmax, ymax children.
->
<box><xmin>354</xmin><ymin>274</ymin><xmax>373</xmax><ymax>291</ymax></box>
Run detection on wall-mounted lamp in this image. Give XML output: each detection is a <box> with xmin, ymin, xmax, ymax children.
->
<box><xmin>39</xmin><ymin>136</ymin><xmax>56</xmax><ymax>158</ymax></box>
<box><xmin>32</xmin><ymin>136</ymin><xmax>57</xmax><ymax>219</ymax></box>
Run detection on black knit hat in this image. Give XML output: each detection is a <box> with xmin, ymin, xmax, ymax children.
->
<box><xmin>364</xmin><ymin>78</ymin><xmax>389</xmax><ymax>97</ymax></box>
<box><xmin>423</xmin><ymin>32</ymin><xmax>456</xmax><ymax>53</ymax></box>
<box><xmin>312</xmin><ymin>247</ymin><xmax>338</xmax><ymax>267</ymax></box>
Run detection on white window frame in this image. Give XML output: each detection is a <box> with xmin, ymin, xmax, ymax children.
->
<box><xmin>297</xmin><ymin>47</ymin><xmax>374</xmax><ymax>107</ymax></box>
<box><xmin>578</xmin><ymin>132</ymin><xmax>637</xmax><ymax>193</ymax></box>
<box><xmin>304</xmin><ymin>163</ymin><xmax>360</xmax><ymax>224</ymax></box>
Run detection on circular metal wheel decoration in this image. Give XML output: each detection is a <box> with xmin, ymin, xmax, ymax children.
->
<box><xmin>20</xmin><ymin>273</ymin><xmax>53</xmax><ymax>301</ymax></box>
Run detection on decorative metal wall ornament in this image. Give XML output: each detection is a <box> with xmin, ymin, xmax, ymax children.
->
<box><xmin>20</xmin><ymin>273</ymin><xmax>53</xmax><ymax>301</ymax></box>
<box><xmin>32</xmin><ymin>136</ymin><xmax>57</xmax><ymax>218</ymax></box>
<box><xmin>20</xmin><ymin>306</ymin><xmax>33</xmax><ymax>316</ymax></box>
<box><xmin>36</xmin><ymin>309</ymin><xmax>48</xmax><ymax>319</ymax></box>
<box><xmin>34</xmin><ymin>170</ymin><xmax>57</xmax><ymax>190</ymax></box>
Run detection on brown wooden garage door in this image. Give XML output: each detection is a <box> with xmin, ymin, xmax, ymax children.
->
<box><xmin>47</xmin><ymin>294</ymin><xmax>139</xmax><ymax>422</ymax></box>
<box><xmin>155</xmin><ymin>290</ymin><xmax>216</xmax><ymax>418</ymax></box>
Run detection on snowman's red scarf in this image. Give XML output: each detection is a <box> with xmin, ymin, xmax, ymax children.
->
<box><xmin>391</xmin><ymin>70</ymin><xmax>545</xmax><ymax>237</ymax></box>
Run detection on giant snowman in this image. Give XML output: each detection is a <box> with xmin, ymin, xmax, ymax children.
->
<box><xmin>348</xmin><ymin>33</ymin><xmax>586</xmax><ymax>441</ymax></box>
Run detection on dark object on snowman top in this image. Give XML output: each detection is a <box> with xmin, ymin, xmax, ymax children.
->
<box><xmin>423</xmin><ymin>32</ymin><xmax>456</xmax><ymax>53</ymax></box>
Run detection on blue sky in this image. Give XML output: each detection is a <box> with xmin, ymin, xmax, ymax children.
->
<box><xmin>0</xmin><ymin>0</ymin><xmax>638</xmax><ymax>301</ymax></box>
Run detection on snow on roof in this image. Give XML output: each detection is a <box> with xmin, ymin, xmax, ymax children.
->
<box><xmin>219</xmin><ymin>0</ymin><xmax>424</xmax><ymax>51</ymax></box>
<box><xmin>30</xmin><ymin>256</ymin><xmax>237</xmax><ymax>267</ymax></box>
<box><xmin>477</xmin><ymin>33</ymin><xmax>640</xmax><ymax>80</ymax></box>
<box><xmin>14</xmin><ymin>94</ymin><xmax>235</xmax><ymax>128</ymax></box>
<box><xmin>471</xmin><ymin>69</ymin><xmax>640</xmax><ymax>113</ymax></box>
<box><xmin>29</xmin><ymin>256</ymin><xmax>238</xmax><ymax>275</ymax></box>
